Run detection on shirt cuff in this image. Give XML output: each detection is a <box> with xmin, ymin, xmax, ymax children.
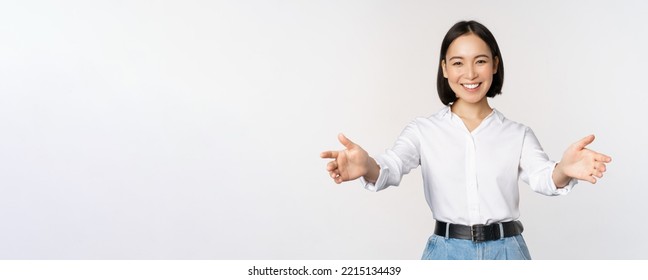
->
<box><xmin>360</xmin><ymin>160</ymin><xmax>389</xmax><ymax>192</ymax></box>
<box><xmin>548</xmin><ymin>161</ymin><xmax>578</xmax><ymax>195</ymax></box>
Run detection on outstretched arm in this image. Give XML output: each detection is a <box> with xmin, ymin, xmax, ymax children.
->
<box><xmin>553</xmin><ymin>135</ymin><xmax>612</xmax><ymax>187</ymax></box>
<box><xmin>320</xmin><ymin>133</ymin><xmax>380</xmax><ymax>184</ymax></box>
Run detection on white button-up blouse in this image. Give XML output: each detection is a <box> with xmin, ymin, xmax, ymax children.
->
<box><xmin>361</xmin><ymin>106</ymin><xmax>577</xmax><ymax>225</ymax></box>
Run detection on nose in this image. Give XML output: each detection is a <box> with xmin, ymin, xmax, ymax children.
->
<box><xmin>465</xmin><ymin>64</ymin><xmax>477</xmax><ymax>80</ymax></box>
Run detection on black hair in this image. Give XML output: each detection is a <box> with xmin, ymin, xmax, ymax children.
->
<box><xmin>437</xmin><ymin>20</ymin><xmax>504</xmax><ymax>105</ymax></box>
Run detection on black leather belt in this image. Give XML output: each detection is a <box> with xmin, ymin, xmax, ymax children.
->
<box><xmin>434</xmin><ymin>220</ymin><xmax>524</xmax><ymax>242</ymax></box>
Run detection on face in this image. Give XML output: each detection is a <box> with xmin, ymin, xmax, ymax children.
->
<box><xmin>442</xmin><ymin>33</ymin><xmax>499</xmax><ymax>105</ymax></box>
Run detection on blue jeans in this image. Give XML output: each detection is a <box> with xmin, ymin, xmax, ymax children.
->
<box><xmin>421</xmin><ymin>234</ymin><xmax>532</xmax><ymax>260</ymax></box>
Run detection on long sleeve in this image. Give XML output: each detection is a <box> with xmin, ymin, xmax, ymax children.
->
<box><xmin>518</xmin><ymin>127</ymin><xmax>577</xmax><ymax>196</ymax></box>
<box><xmin>355</xmin><ymin>107</ymin><xmax>576</xmax><ymax>224</ymax></box>
<box><xmin>360</xmin><ymin>121</ymin><xmax>422</xmax><ymax>192</ymax></box>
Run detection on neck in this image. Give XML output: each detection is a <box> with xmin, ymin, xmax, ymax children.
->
<box><xmin>450</xmin><ymin>99</ymin><xmax>492</xmax><ymax>120</ymax></box>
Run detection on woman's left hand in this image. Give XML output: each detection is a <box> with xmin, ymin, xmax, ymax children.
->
<box><xmin>554</xmin><ymin>134</ymin><xmax>612</xmax><ymax>185</ymax></box>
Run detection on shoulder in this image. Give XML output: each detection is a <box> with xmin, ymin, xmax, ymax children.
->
<box><xmin>493</xmin><ymin>108</ymin><xmax>531</xmax><ymax>133</ymax></box>
<box><xmin>399</xmin><ymin>107</ymin><xmax>451</xmax><ymax>135</ymax></box>
<box><xmin>416</xmin><ymin>106</ymin><xmax>452</xmax><ymax>123</ymax></box>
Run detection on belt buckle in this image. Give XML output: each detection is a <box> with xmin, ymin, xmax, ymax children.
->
<box><xmin>471</xmin><ymin>224</ymin><xmax>486</xmax><ymax>242</ymax></box>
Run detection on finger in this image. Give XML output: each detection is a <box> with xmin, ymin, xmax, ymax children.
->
<box><xmin>320</xmin><ymin>150</ymin><xmax>339</xmax><ymax>159</ymax></box>
<box><xmin>593</xmin><ymin>162</ymin><xmax>607</xmax><ymax>172</ymax></box>
<box><xmin>330</xmin><ymin>170</ymin><xmax>342</xmax><ymax>180</ymax></box>
<box><xmin>338</xmin><ymin>133</ymin><xmax>356</xmax><ymax>150</ymax></box>
<box><xmin>591</xmin><ymin>167</ymin><xmax>603</xmax><ymax>178</ymax></box>
<box><xmin>326</xmin><ymin>161</ymin><xmax>337</xmax><ymax>171</ymax></box>
<box><xmin>594</xmin><ymin>153</ymin><xmax>612</xmax><ymax>163</ymax></box>
<box><xmin>574</xmin><ymin>134</ymin><xmax>595</xmax><ymax>150</ymax></box>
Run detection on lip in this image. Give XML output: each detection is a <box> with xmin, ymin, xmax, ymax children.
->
<box><xmin>461</xmin><ymin>82</ymin><xmax>482</xmax><ymax>92</ymax></box>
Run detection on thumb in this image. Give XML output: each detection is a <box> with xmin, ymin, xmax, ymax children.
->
<box><xmin>574</xmin><ymin>134</ymin><xmax>595</xmax><ymax>150</ymax></box>
<box><xmin>338</xmin><ymin>133</ymin><xmax>356</xmax><ymax>150</ymax></box>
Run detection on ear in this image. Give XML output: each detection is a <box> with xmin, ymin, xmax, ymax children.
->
<box><xmin>493</xmin><ymin>56</ymin><xmax>499</xmax><ymax>74</ymax></box>
<box><xmin>441</xmin><ymin>60</ymin><xmax>448</xmax><ymax>78</ymax></box>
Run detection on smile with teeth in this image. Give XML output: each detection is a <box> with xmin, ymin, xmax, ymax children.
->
<box><xmin>462</xmin><ymin>83</ymin><xmax>481</xmax><ymax>89</ymax></box>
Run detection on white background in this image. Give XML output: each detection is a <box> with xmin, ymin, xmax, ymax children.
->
<box><xmin>0</xmin><ymin>0</ymin><xmax>646</xmax><ymax>259</ymax></box>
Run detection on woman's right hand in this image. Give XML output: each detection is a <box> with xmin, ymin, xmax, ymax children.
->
<box><xmin>320</xmin><ymin>133</ymin><xmax>379</xmax><ymax>184</ymax></box>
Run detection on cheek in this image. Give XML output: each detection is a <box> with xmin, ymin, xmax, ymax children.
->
<box><xmin>446</xmin><ymin>69</ymin><xmax>462</xmax><ymax>82</ymax></box>
<box><xmin>483</xmin><ymin>72</ymin><xmax>495</xmax><ymax>84</ymax></box>
<box><xmin>480</xmin><ymin>66</ymin><xmax>496</xmax><ymax>77</ymax></box>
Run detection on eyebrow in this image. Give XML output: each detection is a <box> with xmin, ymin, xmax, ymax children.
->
<box><xmin>448</xmin><ymin>54</ymin><xmax>491</xmax><ymax>60</ymax></box>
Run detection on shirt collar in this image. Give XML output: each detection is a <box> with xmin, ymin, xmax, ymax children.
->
<box><xmin>439</xmin><ymin>106</ymin><xmax>453</xmax><ymax>120</ymax></box>
<box><xmin>491</xmin><ymin>108</ymin><xmax>504</xmax><ymax>124</ymax></box>
<box><xmin>439</xmin><ymin>106</ymin><xmax>505</xmax><ymax>124</ymax></box>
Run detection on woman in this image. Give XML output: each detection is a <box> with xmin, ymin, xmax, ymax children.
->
<box><xmin>319</xmin><ymin>20</ymin><xmax>611</xmax><ymax>260</ymax></box>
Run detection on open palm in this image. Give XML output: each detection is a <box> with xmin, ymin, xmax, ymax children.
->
<box><xmin>559</xmin><ymin>135</ymin><xmax>611</xmax><ymax>184</ymax></box>
<box><xmin>320</xmin><ymin>134</ymin><xmax>370</xmax><ymax>184</ymax></box>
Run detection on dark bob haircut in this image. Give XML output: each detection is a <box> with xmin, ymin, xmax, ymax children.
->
<box><xmin>437</xmin><ymin>21</ymin><xmax>504</xmax><ymax>105</ymax></box>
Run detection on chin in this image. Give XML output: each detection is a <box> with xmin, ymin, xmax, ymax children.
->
<box><xmin>456</xmin><ymin>94</ymin><xmax>487</xmax><ymax>104</ymax></box>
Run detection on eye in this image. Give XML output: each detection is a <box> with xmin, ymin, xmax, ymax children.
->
<box><xmin>452</xmin><ymin>61</ymin><xmax>462</xmax><ymax>66</ymax></box>
<box><xmin>476</xmin><ymin>60</ymin><xmax>487</xmax><ymax>64</ymax></box>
